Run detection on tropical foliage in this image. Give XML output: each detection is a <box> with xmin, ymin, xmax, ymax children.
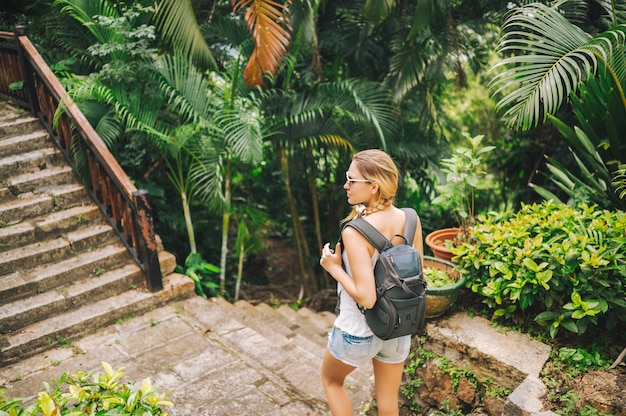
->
<box><xmin>7</xmin><ymin>0</ymin><xmax>513</xmax><ymax>301</ymax></box>
<box><xmin>490</xmin><ymin>2</ymin><xmax>626</xmax><ymax>211</ymax></box>
<box><xmin>0</xmin><ymin>362</ymin><xmax>172</xmax><ymax>415</ymax></box>
<box><xmin>454</xmin><ymin>201</ymin><xmax>626</xmax><ymax>338</ymax></box>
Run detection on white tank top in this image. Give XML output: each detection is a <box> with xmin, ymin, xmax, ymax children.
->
<box><xmin>333</xmin><ymin>250</ymin><xmax>380</xmax><ymax>337</ymax></box>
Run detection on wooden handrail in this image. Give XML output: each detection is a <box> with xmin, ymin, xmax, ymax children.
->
<box><xmin>0</xmin><ymin>27</ymin><xmax>163</xmax><ymax>291</ymax></box>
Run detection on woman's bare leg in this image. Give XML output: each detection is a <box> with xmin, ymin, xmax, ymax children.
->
<box><xmin>372</xmin><ymin>359</ymin><xmax>404</xmax><ymax>416</ymax></box>
<box><xmin>321</xmin><ymin>348</ymin><xmax>357</xmax><ymax>416</ymax></box>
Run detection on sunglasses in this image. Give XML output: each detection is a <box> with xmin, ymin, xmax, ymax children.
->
<box><xmin>345</xmin><ymin>172</ymin><xmax>372</xmax><ymax>185</ymax></box>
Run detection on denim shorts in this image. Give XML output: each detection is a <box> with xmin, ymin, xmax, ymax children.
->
<box><xmin>327</xmin><ymin>326</ymin><xmax>411</xmax><ymax>367</ymax></box>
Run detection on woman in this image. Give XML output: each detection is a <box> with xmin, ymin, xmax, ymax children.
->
<box><xmin>319</xmin><ymin>149</ymin><xmax>423</xmax><ymax>416</ymax></box>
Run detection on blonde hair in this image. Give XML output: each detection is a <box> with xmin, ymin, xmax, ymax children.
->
<box><xmin>345</xmin><ymin>149</ymin><xmax>398</xmax><ymax>221</ymax></box>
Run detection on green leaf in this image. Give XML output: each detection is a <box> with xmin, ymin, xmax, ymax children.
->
<box><xmin>534</xmin><ymin>311</ymin><xmax>560</xmax><ymax>322</ymax></box>
<box><xmin>561</xmin><ymin>318</ymin><xmax>579</xmax><ymax>333</ymax></box>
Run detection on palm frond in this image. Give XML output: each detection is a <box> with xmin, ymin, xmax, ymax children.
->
<box><xmin>54</xmin><ymin>0</ymin><xmax>121</xmax><ymax>44</ymax></box>
<box><xmin>234</xmin><ymin>0</ymin><xmax>292</xmax><ymax>88</ymax></box>
<box><xmin>77</xmin><ymin>100</ymin><xmax>122</xmax><ymax>148</ymax></box>
<box><xmin>215</xmin><ymin>107</ymin><xmax>264</xmax><ymax>165</ymax></box>
<box><xmin>597</xmin><ymin>0</ymin><xmax>626</xmax><ymax>26</ymax></box>
<box><xmin>613</xmin><ymin>163</ymin><xmax>626</xmax><ymax>199</ymax></box>
<box><xmin>155</xmin><ymin>0</ymin><xmax>217</xmax><ymax>70</ymax></box>
<box><xmin>490</xmin><ymin>3</ymin><xmax>598</xmax><ymax>130</ymax></box>
<box><xmin>320</xmin><ymin>79</ymin><xmax>397</xmax><ymax>149</ymax></box>
<box><xmin>154</xmin><ymin>54</ymin><xmax>215</xmax><ymax>123</ymax></box>
<box><xmin>189</xmin><ymin>138</ymin><xmax>224</xmax><ymax>208</ymax></box>
<box><xmin>492</xmin><ymin>2</ymin><xmax>626</xmax><ymax>131</ymax></box>
<box><xmin>69</xmin><ymin>79</ymin><xmax>171</xmax><ymax>149</ymax></box>
<box><xmin>385</xmin><ymin>36</ymin><xmax>429</xmax><ymax>103</ymax></box>
<box><xmin>297</xmin><ymin>135</ymin><xmax>354</xmax><ymax>152</ymax></box>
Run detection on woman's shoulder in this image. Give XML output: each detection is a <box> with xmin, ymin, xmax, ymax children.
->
<box><xmin>363</xmin><ymin>206</ymin><xmax>405</xmax><ymax>235</ymax></box>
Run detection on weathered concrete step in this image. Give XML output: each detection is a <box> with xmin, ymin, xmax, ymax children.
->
<box><xmin>6</xmin><ymin>164</ymin><xmax>75</xmax><ymax>195</ymax></box>
<box><xmin>270</xmin><ymin>303</ymin><xmax>374</xmax><ymax>404</ymax></box>
<box><xmin>205</xmin><ymin>301</ymin><xmax>329</xmax><ymax>408</ymax></box>
<box><xmin>0</xmin><ymin>272</ymin><xmax>195</xmax><ymax>365</ymax></box>
<box><xmin>0</xmin><ymin>105</ymin><xmax>23</xmax><ymax>122</ymax></box>
<box><xmin>0</xmin><ymin>193</ymin><xmax>52</xmax><ymax>225</ymax></box>
<box><xmin>0</xmin><ymin>115</ymin><xmax>41</xmax><ymax>138</ymax></box>
<box><xmin>0</xmin><ymin>243</ymin><xmax>133</xmax><ymax>304</ymax></box>
<box><xmin>0</xmin><ymin>183</ymin><xmax>91</xmax><ymax>224</ymax></box>
<box><xmin>249</xmin><ymin>302</ymin><xmax>329</xmax><ymax>356</ymax></box>
<box><xmin>231</xmin><ymin>299</ymin><xmax>374</xmax><ymax>411</ymax></box>
<box><xmin>0</xmin><ymin>130</ymin><xmax>49</xmax><ymax>158</ymax></box>
<box><xmin>0</xmin><ymin>222</ymin><xmax>118</xmax><ymax>276</ymax></box>
<box><xmin>423</xmin><ymin>312</ymin><xmax>552</xmax><ymax>389</ymax></box>
<box><xmin>232</xmin><ymin>300</ymin><xmax>324</xmax><ymax>366</ymax></box>
<box><xmin>0</xmin><ymin>260</ymin><xmax>144</xmax><ymax>333</ymax></box>
<box><xmin>0</xmin><ymin>203</ymin><xmax>103</xmax><ymax>249</ymax></box>
<box><xmin>0</xmin><ymin>147</ymin><xmax>65</xmax><ymax>182</ymax></box>
<box><xmin>274</xmin><ymin>304</ymin><xmax>335</xmax><ymax>347</ymax></box>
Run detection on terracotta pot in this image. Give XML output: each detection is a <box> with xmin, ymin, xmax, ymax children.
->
<box><xmin>423</xmin><ymin>256</ymin><xmax>466</xmax><ymax>318</ymax></box>
<box><xmin>424</xmin><ymin>227</ymin><xmax>462</xmax><ymax>262</ymax></box>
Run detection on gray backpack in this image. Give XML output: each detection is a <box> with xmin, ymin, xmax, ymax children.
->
<box><xmin>342</xmin><ymin>208</ymin><xmax>427</xmax><ymax>339</ymax></box>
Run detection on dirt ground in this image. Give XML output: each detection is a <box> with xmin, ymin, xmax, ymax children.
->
<box><xmin>238</xmin><ymin>237</ymin><xmax>337</xmax><ymax>312</ymax></box>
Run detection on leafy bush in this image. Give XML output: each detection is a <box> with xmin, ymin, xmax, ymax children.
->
<box><xmin>0</xmin><ymin>362</ymin><xmax>172</xmax><ymax>415</ymax></box>
<box><xmin>453</xmin><ymin>201</ymin><xmax>626</xmax><ymax>337</ymax></box>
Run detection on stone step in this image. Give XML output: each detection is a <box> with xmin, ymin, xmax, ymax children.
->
<box><xmin>0</xmin><ymin>193</ymin><xmax>53</xmax><ymax>225</ymax></box>
<box><xmin>232</xmin><ymin>300</ymin><xmax>326</xmax><ymax>367</ymax></box>
<box><xmin>275</xmin><ymin>304</ymin><xmax>335</xmax><ymax>346</ymax></box>
<box><xmin>0</xmin><ymin>203</ymin><xmax>103</xmax><ymax>249</ymax></box>
<box><xmin>0</xmin><ymin>184</ymin><xmax>91</xmax><ymax>224</ymax></box>
<box><xmin>0</xmin><ymin>115</ymin><xmax>41</xmax><ymax>138</ymax></box>
<box><xmin>0</xmin><ymin>105</ymin><xmax>192</xmax><ymax>369</ymax></box>
<box><xmin>230</xmin><ymin>299</ymin><xmax>374</xmax><ymax>412</ymax></box>
<box><xmin>0</xmin><ymin>222</ymin><xmax>118</xmax><ymax>276</ymax></box>
<box><xmin>422</xmin><ymin>312</ymin><xmax>552</xmax><ymax>389</ymax></box>
<box><xmin>0</xmin><ymin>242</ymin><xmax>133</xmax><ymax>304</ymax></box>
<box><xmin>184</xmin><ymin>297</ymin><xmax>330</xmax><ymax>409</ymax></box>
<box><xmin>0</xmin><ymin>147</ymin><xmax>66</xmax><ymax>182</ymax></box>
<box><xmin>0</xmin><ymin>273</ymin><xmax>195</xmax><ymax>365</ymax></box>
<box><xmin>0</xmin><ymin>104</ymin><xmax>23</xmax><ymax>122</ymax></box>
<box><xmin>5</xmin><ymin>164</ymin><xmax>75</xmax><ymax>195</ymax></box>
<box><xmin>0</xmin><ymin>259</ymin><xmax>143</xmax><ymax>333</ymax></box>
<box><xmin>252</xmin><ymin>302</ymin><xmax>330</xmax><ymax>353</ymax></box>
<box><xmin>0</xmin><ymin>129</ymin><xmax>49</xmax><ymax>158</ymax></box>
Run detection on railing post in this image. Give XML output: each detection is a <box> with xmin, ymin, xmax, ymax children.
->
<box><xmin>133</xmin><ymin>190</ymin><xmax>163</xmax><ymax>292</ymax></box>
<box><xmin>13</xmin><ymin>26</ymin><xmax>39</xmax><ymax>116</ymax></box>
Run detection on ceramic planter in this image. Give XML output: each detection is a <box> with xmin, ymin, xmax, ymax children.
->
<box><xmin>424</xmin><ymin>227</ymin><xmax>462</xmax><ymax>263</ymax></box>
<box><xmin>423</xmin><ymin>255</ymin><xmax>466</xmax><ymax>318</ymax></box>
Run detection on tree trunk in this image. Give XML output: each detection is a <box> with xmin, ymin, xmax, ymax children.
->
<box><xmin>219</xmin><ymin>158</ymin><xmax>232</xmax><ymax>296</ymax></box>
<box><xmin>181</xmin><ymin>191</ymin><xmax>197</xmax><ymax>253</ymax></box>
<box><xmin>306</xmin><ymin>144</ymin><xmax>330</xmax><ymax>289</ymax></box>
<box><xmin>279</xmin><ymin>149</ymin><xmax>317</xmax><ymax>296</ymax></box>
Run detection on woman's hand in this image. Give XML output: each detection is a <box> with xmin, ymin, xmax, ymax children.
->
<box><xmin>320</xmin><ymin>242</ymin><xmax>342</xmax><ymax>277</ymax></box>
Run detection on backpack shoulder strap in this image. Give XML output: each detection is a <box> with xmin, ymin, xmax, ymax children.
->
<box><xmin>401</xmin><ymin>208</ymin><xmax>418</xmax><ymax>245</ymax></box>
<box><xmin>344</xmin><ymin>207</ymin><xmax>419</xmax><ymax>251</ymax></box>
<box><xmin>344</xmin><ymin>218</ymin><xmax>391</xmax><ymax>252</ymax></box>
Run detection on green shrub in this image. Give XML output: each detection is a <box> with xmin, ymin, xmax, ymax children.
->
<box><xmin>453</xmin><ymin>201</ymin><xmax>626</xmax><ymax>337</ymax></box>
<box><xmin>0</xmin><ymin>362</ymin><xmax>172</xmax><ymax>415</ymax></box>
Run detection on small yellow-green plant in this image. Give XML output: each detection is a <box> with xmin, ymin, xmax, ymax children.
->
<box><xmin>0</xmin><ymin>362</ymin><xmax>172</xmax><ymax>415</ymax></box>
<box><xmin>424</xmin><ymin>267</ymin><xmax>457</xmax><ymax>288</ymax></box>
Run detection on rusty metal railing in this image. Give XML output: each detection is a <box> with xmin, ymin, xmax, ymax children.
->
<box><xmin>0</xmin><ymin>27</ymin><xmax>163</xmax><ymax>291</ymax></box>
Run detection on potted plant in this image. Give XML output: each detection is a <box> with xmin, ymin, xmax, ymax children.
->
<box><xmin>425</xmin><ymin>133</ymin><xmax>494</xmax><ymax>262</ymax></box>
<box><xmin>423</xmin><ymin>255</ymin><xmax>466</xmax><ymax>318</ymax></box>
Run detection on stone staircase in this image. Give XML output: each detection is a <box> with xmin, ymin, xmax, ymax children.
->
<box><xmin>0</xmin><ymin>294</ymin><xmax>376</xmax><ymax>415</ymax></box>
<box><xmin>0</xmin><ymin>102</ymin><xmax>194</xmax><ymax>366</ymax></box>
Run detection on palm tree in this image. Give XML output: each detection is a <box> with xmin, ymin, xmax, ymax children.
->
<box><xmin>489</xmin><ymin>2</ymin><xmax>626</xmax><ymax>209</ymax></box>
<box><xmin>259</xmin><ymin>78</ymin><xmax>397</xmax><ymax>296</ymax></box>
<box><xmin>156</xmin><ymin>0</ymin><xmax>291</xmax><ymax>88</ymax></box>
